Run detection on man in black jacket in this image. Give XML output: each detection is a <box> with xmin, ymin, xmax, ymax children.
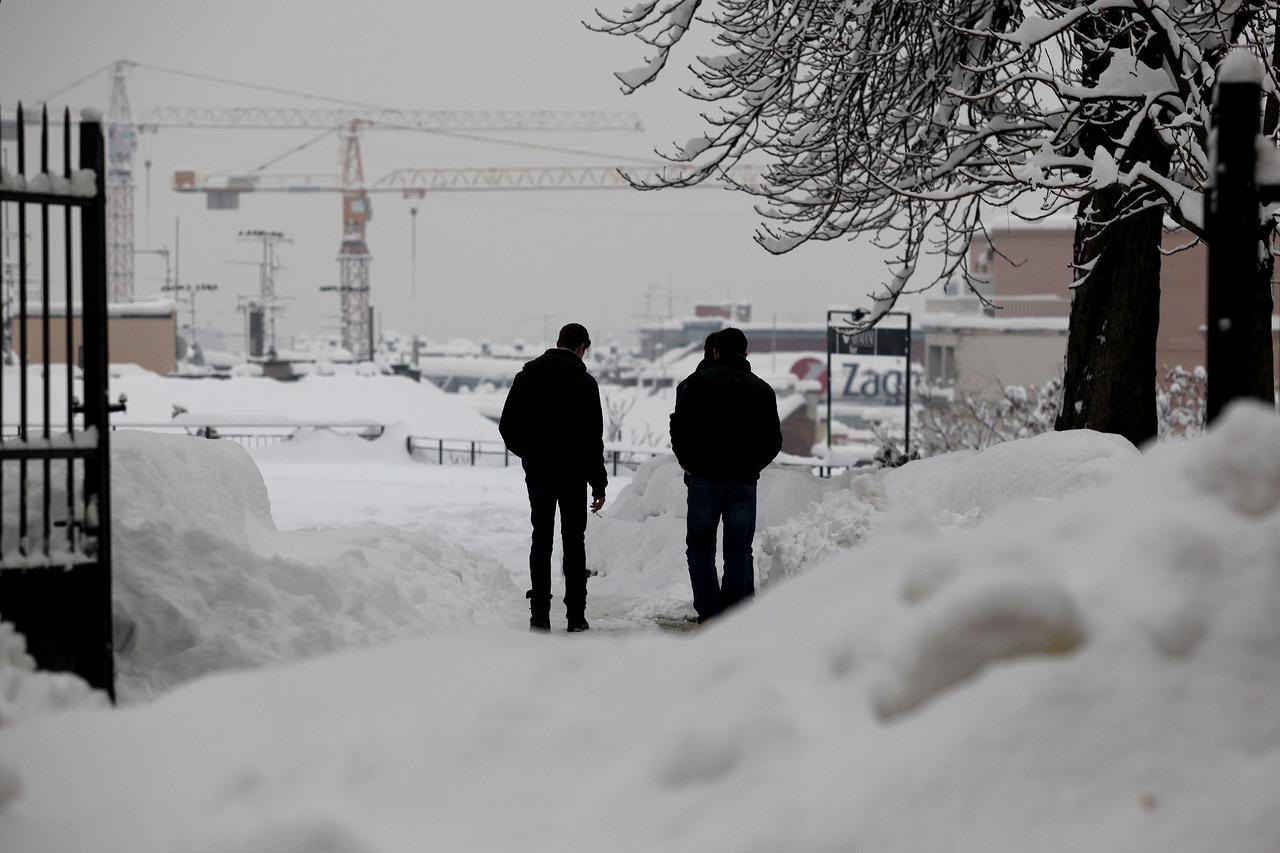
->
<box><xmin>669</xmin><ymin>327</ymin><xmax>782</xmax><ymax>623</ymax></box>
<box><xmin>499</xmin><ymin>323</ymin><xmax>607</xmax><ymax>633</ymax></box>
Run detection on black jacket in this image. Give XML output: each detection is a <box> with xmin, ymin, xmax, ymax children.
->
<box><xmin>500</xmin><ymin>348</ymin><xmax>607</xmax><ymax>496</ymax></box>
<box><xmin>670</xmin><ymin>355</ymin><xmax>782</xmax><ymax>483</ymax></box>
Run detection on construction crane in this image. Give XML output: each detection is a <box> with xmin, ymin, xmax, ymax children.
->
<box><xmin>135</xmin><ymin>105</ymin><xmax>645</xmax><ymax>359</ymax></box>
<box><xmin>87</xmin><ymin>59</ymin><xmax>646</xmax><ymax>356</ymax></box>
<box><xmin>171</xmin><ymin>159</ymin><xmax>766</xmax><ymax>357</ymax></box>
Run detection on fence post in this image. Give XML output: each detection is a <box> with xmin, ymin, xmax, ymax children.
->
<box><xmin>504</xmin><ymin>447</ymin><xmax>509</xmax><ymax>467</ymax></box>
<box><xmin>438</xmin><ymin>439</ymin><xmax>443</xmax><ymax>465</ymax></box>
<box><xmin>470</xmin><ymin>441</ymin><xmax>476</xmax><ymax>466</ymax></box>
<box><xmin>79</xmin><ymin>112</ymin><xmax>115</xmax><ymax>698</ymax></box>
<box><xmin>1206</xmin><ymin>61</ymin><xmax>1263</xmax><ymax>421</ymax></box>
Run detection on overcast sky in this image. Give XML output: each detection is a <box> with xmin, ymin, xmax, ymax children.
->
<box><xmin>2</xmin><ymin>0</ymin><xmax>909</xmax><ymax>350</ymax></box>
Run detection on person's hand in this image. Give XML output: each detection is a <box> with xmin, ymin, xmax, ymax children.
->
<box><xmin>590</xmin><ymin>494</ymin><xmax>606</xmax><ymax>513</ymax></box>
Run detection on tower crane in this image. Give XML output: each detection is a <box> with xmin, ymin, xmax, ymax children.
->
<box><xmin>35</xmin><ymin>60</ymin><xmax>655</xmax><ymax>353</ymax></box>
<box><xmin>171</xmin><ymin>156</ymin><xmax>767</xmax><ymax>359</ymax></box>
<box><xmin>132</xmin><ymin>105</ymin><xmax>645</xmax><ymax>359</ymax></box>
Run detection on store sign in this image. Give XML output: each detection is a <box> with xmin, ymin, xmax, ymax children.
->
<box><xmin>831</xmin><ymin>356</ymin><xmax>908</xmax><ymax>406</ymax></box>
<box><xmin>827</xmin><ymin>326</ymin><xmax>910</xmax><ymax>357</ymax></box>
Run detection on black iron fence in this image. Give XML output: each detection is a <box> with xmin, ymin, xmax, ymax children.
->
<box><xmin>403</xmin><ymin>435</ymin><xmax>855</xmax><ymax>478</ymax></box>
<box><xmin>404</xmin><ymin>436</ymin><xmax>664</xmax><ymax>475</ymax></box>
<box><xmin>110</xmin><ymin>422</ymin><xmax>385</xmax><ymax>450</ymax></box>
<box><xmin>0</xmin><ymin>105</ymin><xmax>115</xmax><ymax>698</ymax></box>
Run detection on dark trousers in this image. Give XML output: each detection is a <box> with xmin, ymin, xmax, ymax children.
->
<box><xmin>685</xmin><ymin>474</ymin><xmax>758</xmax><ymax>621</ymax></box>
<box><xmin>526</xmin><ymin>477</ymin><xmax>588</xmax><ymax>618</ymax></box>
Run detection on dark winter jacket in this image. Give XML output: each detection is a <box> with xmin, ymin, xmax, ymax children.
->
<box><xmin>670</xmin><ymin>355</ymin><xmax>783</xmax><ymax>483</ymax></box>
<box><xmin>500</xmin><ymin>348</ymin><xmax>608</xmax><ymax>496</ymax></box>
<box><xmin>675</xmin><ymin>356</ymin><xmax>716</xmax><ymax>398</ymax></box>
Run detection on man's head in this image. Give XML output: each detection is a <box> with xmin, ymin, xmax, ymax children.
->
<box><xmin>702</xmin><ymin>331</ymin><xmax>719</xmax><ymax>361</ymax></box>
<box><xmin>713</xmin><ymin>327</ymin><xmax>748</xmax><ymax>359</ymax></box>
<box><xmin>557</xmin><ymin>322</ymin><xmax>592</xmax><ymax>358</ymax></box>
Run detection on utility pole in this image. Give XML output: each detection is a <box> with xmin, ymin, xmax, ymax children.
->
<box><xmin>234</xmin><ymin>229</ymin><xmax>290</xmax><ymax>359</ymax></box>
<box><xmin>162</xmin><ymin>281</ymin><xmax>218</xmax><ymax>336</ymax></box>
<box><xmin>409</xmin><ymin>205</ymin><xmax>418</xmax><ymax>300</ymax></box>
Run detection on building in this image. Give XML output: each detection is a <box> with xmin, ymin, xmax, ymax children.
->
<box><xmin>922</xmin><ymin>294</ymin><xmax>1068</xmax><ymax>398</ymax></box>
<box><xmin>920</xmin><ymin>219</ymin><xmax>1280</xmax><ymax>399</ymax></box>
<box><xmin>638</xmin><ymin>301</ymin><xmax>844</xmax><ymax>359</ymax></box>
<box><xmin>10</xmin><ymin>299</ymin><xmax>178</xmax><ymax>375</ymax></box>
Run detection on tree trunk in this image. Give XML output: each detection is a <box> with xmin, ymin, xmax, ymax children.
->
<box><xmin>1057</xmin><ymin>16</ymin><xmax>1172</xmax><ymax>445</ymax></box>
<box><xmin>1055</xmin><ymin>188</ymin><xmax>1163</xmax><ymax>444</ymax></box>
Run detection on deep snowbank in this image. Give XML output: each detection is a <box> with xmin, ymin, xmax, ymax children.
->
<box><xmin>3</xmin><ymin>407</ymin><xmax>1278</xmax><ymax>851</ymax></box>
<box><xmin>109</xmin><ymin>431</ymin><xmax>517</xmax><ymax>700</ymax></box>
<box><xmin>588</xmin><ymin>427</ymin><xmax>1136</xmax><ymax>614</ymax></box>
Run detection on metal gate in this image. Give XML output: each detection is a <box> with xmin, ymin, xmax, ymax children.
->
<box><xmin>0</xmin><ymin>104</ymin><xmax>115</xmax><ymax>699</ymax></box>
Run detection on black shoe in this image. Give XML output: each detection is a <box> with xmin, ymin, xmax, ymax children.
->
<box><xmin>527</xmin><ymin>589</ymin><xmax>551</xmax><ymax>632</ymax></box>
<box><xmin>566</xmin><ymin>617</ymin><xmax>590</xmax><ymax>633</ymax></box>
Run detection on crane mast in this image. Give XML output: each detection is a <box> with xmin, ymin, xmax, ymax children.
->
<box><xmin>338</xmin><ymin>121</ymin><xmax>372</xmax><ymax>358</ymax></box>
<box><xmin>106</xmin><ymin>61</ymin><xmax>138</xmax><ymax>302</ymax></box>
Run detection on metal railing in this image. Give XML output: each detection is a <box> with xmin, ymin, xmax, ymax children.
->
<box><xmin>108</xmin><ymin>422</ymin><xmax>386</xmax><ymax>450</ymax></box>
<box><xmin>403</xmin><ymin>436</ymin><xmax>859</xmax><ymax>478</ymax></box>
<box><xmin>404</xmin><ymin>436</ymin><xmax>668</xmax><ymax>475</ymax></box>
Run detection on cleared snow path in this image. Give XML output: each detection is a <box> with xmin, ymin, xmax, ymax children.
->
<box><xmin>252</xmin><ymin>453</ymin><xmax>670</xmax><ymax>634</ymax></box>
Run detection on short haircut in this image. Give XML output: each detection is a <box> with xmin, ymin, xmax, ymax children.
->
<box><xmin>557</xmin><ymin>322</ymin><xmax>591</xmax><ymax>350</ymax></box>
<box><xmin>702</xmin><ymin>331</ymin><xmax>719</xmax><ymax>360</ymax></box>
<box><xmin>715</xmin><ymin>327</ymin><xmax>748</xmax><ymax>356</ymax></box>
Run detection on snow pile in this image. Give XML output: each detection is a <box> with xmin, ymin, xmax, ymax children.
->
<box><xmin>248</xmin><ymin>422</ymin><xmax>416</xmax><ymax>466</ymax></box>
<box><xmin>111</xmin><ymin>431</ymin><xmax>517</xmax><ymax>700</ymax></box>
<box><xmin>0</xmin><ymin>621</ymin><xmax>106</xmax><ymax>728</ymax></box>
<box><xmin>757</xmin><ymin>473</ymin><xmax>885</xmax><ymax>584</ymax></box>
<box><xmin>880</xmin><ymin>426</ymin><xmax>1138</xmax><ymax>524</ymax></box>
<box><xmin>1</xmin><ymin>406</ymin><xmax>1278</xmax><ymax>851</ymax></box>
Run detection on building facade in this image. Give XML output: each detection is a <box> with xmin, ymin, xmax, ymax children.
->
<box><xmin>11</xmin><ymin>300</ymin><xmax>177</xmax><ymax>375</ymax></box>
<box><xmin>969</xmin><ymin>221</ymin><xmax>1280</xmax><ymax>381</ymax></box>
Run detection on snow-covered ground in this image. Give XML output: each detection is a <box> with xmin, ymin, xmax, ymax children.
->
<box><xmin>2</xmin><ymin>365</ymin><xmax>501</xmax><ymax>439</ymax></box>
<box><xmin>2</xmin><ymin>403</ymin><xmax>1279</xmax><ymax>851</ymax></box>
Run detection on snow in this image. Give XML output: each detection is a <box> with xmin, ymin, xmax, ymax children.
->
<box><xmin>1218</xmin><ymin>49</ymin><xmax>1264</xmax><ymax>84</ymax></box>
<box><xmin>2</xmin><ymin>366</ymin><xmax>500</xmax><ymax>441</ymax></box>
<box><xmin>2</xmin><ymin>404</ymin><xmax>1280</xmax><ymax>850</ymax></box>
<box><xmin>0</xmin><ymin>622</ymin><xmax>107</xmax><ymax>728</ymax></box>
<box><xmin>110</xmin><ymin>430</ymin><xmax>517</xmax><ymax>700</ymax></box>
<box><xmin>0</xmin><ymin>168</ymin><xmax>97</xmax><ymax>197</ymax></box>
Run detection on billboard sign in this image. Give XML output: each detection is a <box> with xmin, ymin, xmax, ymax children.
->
<box><xmin>826</xmin><ymin>310</ymin><xmax>913</xmax><ymax>454</ymax></box>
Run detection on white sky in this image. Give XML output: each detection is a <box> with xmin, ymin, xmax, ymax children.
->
<box><xmin>1</xmin><ymin>0</ymin><xmax>912</xmax><ymax>350</ymax></box>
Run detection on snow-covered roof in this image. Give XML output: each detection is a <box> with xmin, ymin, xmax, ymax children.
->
<box><xmin>31</xmin><ymin>300</ymin><xmax>177</xmax><ymax>319</ymax></box>
<box><xmin>923</xmin><ymin>312</ymin><xmax>1069</xmax><ymax>333</ymax></box>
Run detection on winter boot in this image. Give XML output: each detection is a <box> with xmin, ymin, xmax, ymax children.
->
<box><xmin>527</xmin><ymin>590</ymin><xmax>551</xmax><ymax>633</ymax></box>
<box><xmin>566</xmin><ymin>613</ymin><xmax>590</xmax><ymax>633</ymax></box>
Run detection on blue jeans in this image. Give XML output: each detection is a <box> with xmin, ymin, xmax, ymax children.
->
<box><xmin>684</xmin><ymin>474</ymin><xmax>758</xmax><ymax>621</ymax></box>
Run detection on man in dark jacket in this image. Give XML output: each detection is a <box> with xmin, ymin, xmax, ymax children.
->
<box><xmin>669</xmin><ymin>327</ymin><xmax>782</xmax><ymax>623</ymax></box>
<box><xmin>499</xmin><ymin>322</ymin><xmax>607</xmax><ymax>633</ymax></box>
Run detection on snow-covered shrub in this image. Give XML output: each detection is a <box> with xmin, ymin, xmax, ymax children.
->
<box><xmin>909</xmin><ymin>377</ymin><xmax>1063</xmax><ymax>457</ymax></box>
<box><xmin>908</xmin><ymin>367</ymin><xmax>1211</xmax><ymax>456</ymax></box>
<box><xmin>1156</xmin><ymin>365</ymin><xmax>1207</xmax><ymax>439</ymax></box>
